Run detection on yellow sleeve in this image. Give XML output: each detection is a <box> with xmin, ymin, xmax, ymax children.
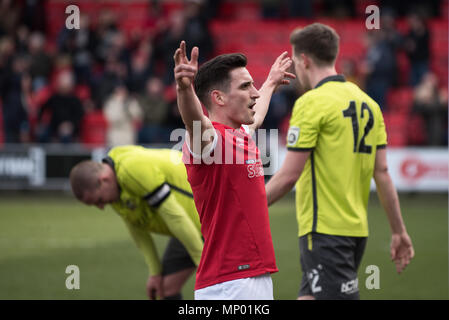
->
<box><xmin>286</xmin><ymin>95</ymin><xmax>321</xmax><ymax>150</ymax></box>
<box><xmin>118</xmin><ymin>157</ymin><xmax>165</xmax><ymax>198</ymax></box>
<box><xmin>376</xmin><ymin>106</ymin><xmax>388</xmax><ymax>147</ymax></box>
<box><xmin>156</xmin><ymin>194</ymin><xmax>203</xmax><ymax>266</ymax></box>
<box><xmin>123</xmin><ymin>219</ymin><xmax>162</xmax><ymax>276</ymax></box>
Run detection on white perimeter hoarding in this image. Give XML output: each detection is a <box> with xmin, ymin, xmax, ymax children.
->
<box><xmin>381</xmin><ymin>148</ymin><xmax>448</xmax><ymax>192</ymax></box>
<box><xmin>275</xmin><ymin>147</ymin><xmax>448</xmax><ymax>192</ymax></box>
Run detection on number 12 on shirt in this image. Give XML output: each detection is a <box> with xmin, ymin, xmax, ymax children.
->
<box><xmin>342</xmin><ymin>101</ymin><xmax>374</xmax><ymax>154</ymax></box>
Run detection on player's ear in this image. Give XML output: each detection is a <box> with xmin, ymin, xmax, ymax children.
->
<box><xmin>301</xmin><ymin>53</ymin><xmax>310</xmax><ymax>69</ymax></box>
<box><xmin>98</xmin><ymin>166</ymin><xmax>110</xmax><ymax>184</ymax></box>
<box><xmin>211</xmin><ymin>90</ymin><xmax>225</xmax><ymax>106</ymax></box>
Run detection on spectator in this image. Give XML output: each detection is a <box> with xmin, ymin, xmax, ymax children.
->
<box><xmin>91</xmin><ymin>10</ymin><xmax>119</xmax><ymax>64</ymax></box>
<box><xmin>0</xmin><ymin>35</ymin><xmax>15</xmax><ymax>67</ymax></box>
<box><xmin>0</xmin><ymin>0</ymin><xmax>21</xmax><ymax>37</ymax></box>
<box><xmin>57</xmin><ymin>14</ymin><xmax>97</xmax><ymax>85</ymax></box>
<box><xmin>15</xmin><ymin>25</ymin><xmax>30</xmax><ymax>55</ymax></box>
<box><xmin>28</xmin><ymin>32</ymin><xmax>53</xmax><ymax>91</ymax></box>
<box><xmin>154</xmin><ymin>11</ymin><xmax>187</xmax><ymax>85</ymax></box>
<box><xmin>103</xmin><ymin>83</ymin><xmax>142</xmax><ymax>146</ymax></box>
<box><xmin>361</xmin><ymin>31</ymin><xmax>397</xmax><ymax>110</ymax></box>
<box><xmin>380</xmin><ymin>10</ymin><xmax>402</xmax><ymax>86</ymax></box>
<box><xmin>412</xmin><ymin>72</ymin><xmax>448</xmax><ymax>146</ymax></box>
<box><xmin>108</xmin><ymin>31</ymin><xmax>132</xmax><ymax>75</ymax></box>
<box><xmin>21</xmin><ymin>0</ymin><xmax>46</xmax><ymax>32</ymax></box>
<box><xmin>381</xmin><ymin>10</ymin><xmax>403</xmax><ymax>51</ymax></box>
<box><xmin>0</xmin><ymin>54</ymin><xmax>30</xmax><ymax>143</ymax></box>
<box><xmin>128</xmin><ymin>41</ymin><xmax>155</xmax><ymax>93</ymax></box>
<box><xmin>154</xmin><ymin>1</ymin><xmax>214</xmax><ymax>85</ymax></box>
<box><xmin>403</xmin><ymin>13</ymin><xmax>430</xmax><ymax>86</ymax></box>
<box><xmin>321</xmin><ymin>0</ymin><xmax>356</xmax><ymax>18</ymax></box>
<box><xmin>37</xmin><ymin>71</ymin><xmax>84</xmax><ymax>143</ymax></box>
<box><xmin>183</xmin><ymin>0</ymin><xmax>214</xmax><ymax>63</ymax></box>
<box><xmin>92</xmin><ymin>56</ymin><xmax>128</xmax><ymax>109</ymax></box>
<box><xmin>136</xmin><ymin>77</ymin><xmax>170</xmax><ymax>144</ymax></box>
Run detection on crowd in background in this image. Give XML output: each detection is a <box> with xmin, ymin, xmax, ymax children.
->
<box><xmin>0</xmin><ymin>0</ymin><xmax>447</xmax><ymax>147</ymax></box>
<box><xmin>362</xmin><ymin>10</ymin><xmax>447</xmax><ymax>146</ymax></box>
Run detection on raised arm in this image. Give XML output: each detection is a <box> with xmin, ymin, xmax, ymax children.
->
<box><xmin>174</xmin><ymin>41</ymin><xmax>214</xmax><ymax>153</ymax></box>
<box><xmin>373</xmin><ymin>148</ymin><xmax>414</xmax><ymax>274</ymax></box>
<box><xmin>248</xmin><ymin>52</ymin><xmax>295</xmax><ymax>132</ymax></box>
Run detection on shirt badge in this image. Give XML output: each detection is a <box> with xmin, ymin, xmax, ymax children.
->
<box><xmin>287</xmin><ymin>126</ymin><xmax>300</xmax><ymax>146</ymax></box>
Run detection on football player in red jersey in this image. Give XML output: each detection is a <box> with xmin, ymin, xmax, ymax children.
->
<box><xmin>174</xmin><ymin>41</ymin><xmax>294</xmax><ymax>300</ymax></box>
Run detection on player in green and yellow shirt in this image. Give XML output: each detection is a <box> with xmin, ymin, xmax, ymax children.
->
<box><xmin>284</xmin><ymin>75</ymin><xmax>387</xmax><ymax>238</ymax></box>
<box><xmin>69</xmin><ymin>145</ymin><xmax>203</xmax><ymax>300</ymax></box>
<box><xmin>266</xmin><ymin>23</ymin><xmax>414</xmax><ymax>300</ymax></box>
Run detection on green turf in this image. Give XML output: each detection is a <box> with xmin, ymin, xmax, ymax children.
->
<box><xmin>0</xmin><ymin>192</ymin><xmax>447</xmax><ymax>300</ymax></box>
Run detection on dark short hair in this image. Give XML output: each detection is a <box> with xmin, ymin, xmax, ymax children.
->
<box><xmin>194</xmin><ymin>53</ymin><xmax>247</xmax><ymax>109</ymax></box>
<box><xmin>290</xmin><ymin>23</ymin><xmax>340</xmax><ymax>66</ymax></box>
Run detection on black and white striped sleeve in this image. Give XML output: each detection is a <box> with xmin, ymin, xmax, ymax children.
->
<box><xmin>143</xmin><ymin>183</ymin><xmax>171</xmax><ymax>208</ymax></box>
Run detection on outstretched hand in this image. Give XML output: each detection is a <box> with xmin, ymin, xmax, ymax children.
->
<box><xmin>391</xmin><ymin>232</ymin><xmax>414</xmax><ymax>274</ymax></box>
<box><xmin>266</xmin><ymin>51</ymin><xmax>296</xmax><ymax>90</ymax></box>
<box><xmin>173</xmin><ymin>40</ymin><xmax>199</xmax><ymax>90</ymax></box>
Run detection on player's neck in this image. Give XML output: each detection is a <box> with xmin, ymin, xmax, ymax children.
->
<box><xmin>102</xmin><ymin>163</ymin><xmax>121</xmax><ymax>201</ymax></box>
<box><xmin>309</xmin><ymin>67</ymin><xmax>338</xmax><ymax>89</ymax></box>
<box><xmin>208</xmin><ymin>111</ymin><xmax>240</xmax><ymax>129</ymax></box>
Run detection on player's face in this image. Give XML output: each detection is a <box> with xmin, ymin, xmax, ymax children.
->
<box><xmin>82</xmin><ymin>177</ymin><xmax>120</xmax><ymax>210</ymax></box>
<box><xmin>222</xmin><ymin>67</ymin><xmax>260</xmax><ymax>128</ymax></box>
<box><xmin>292</xmin><ymin>53</ymin><xmax>311</xmax><ymax>91</ymax></box>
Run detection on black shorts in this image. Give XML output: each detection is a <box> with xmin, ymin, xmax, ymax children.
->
<box><xmin>298</xmin><ymin>232</ymin><xmax>367</xmax><ymax>300</ymax></box>
<box><xmin>161</xmin><ymin>237</ymin><xmax>197</xmax><ymax>276</ymax></box>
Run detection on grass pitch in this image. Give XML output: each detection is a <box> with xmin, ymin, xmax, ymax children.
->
<box><xmin>0</xmin><ymin>192</ymin><xmax>447</xmax><ymax>300</ymax></box>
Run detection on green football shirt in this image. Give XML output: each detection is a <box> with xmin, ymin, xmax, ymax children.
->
<box><xmin>105</xmin><ymin>145</ymin><xmax>202</xmax><ymax>275</ymax></box>
<box><xmin>286</xmin><ymin>75</ymin><xmax>387</xmax><ymax>237</ymax></box>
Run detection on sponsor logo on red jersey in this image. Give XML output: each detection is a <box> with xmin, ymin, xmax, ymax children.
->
<box><xmin>246</xmin><ymin>159</ymin><xmax>264</xmax><ymax>178</ymax></box>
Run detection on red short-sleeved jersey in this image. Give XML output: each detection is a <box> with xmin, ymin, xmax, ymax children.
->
<box><xmin>183</xmin><ymin>122</ymin><xmax>278</xmax><ymax>290</ymax></box>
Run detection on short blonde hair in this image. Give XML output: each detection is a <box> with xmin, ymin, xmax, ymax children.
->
<box><xmin>69</xmin><ymin>161</ymin><xmax>102</xmax><ymax>200</ymax></box>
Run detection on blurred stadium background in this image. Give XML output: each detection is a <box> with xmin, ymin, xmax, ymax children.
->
<box><xmin>0</xmin><ymin>0</ymin><xmax>447</xmax><ymax>299</ymax></box>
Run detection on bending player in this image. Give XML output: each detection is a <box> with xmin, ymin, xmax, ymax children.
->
<box><xmin>70</xmin><ymin>145</ymin><xmax>203</xmax><ymax>300</ymax></box>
